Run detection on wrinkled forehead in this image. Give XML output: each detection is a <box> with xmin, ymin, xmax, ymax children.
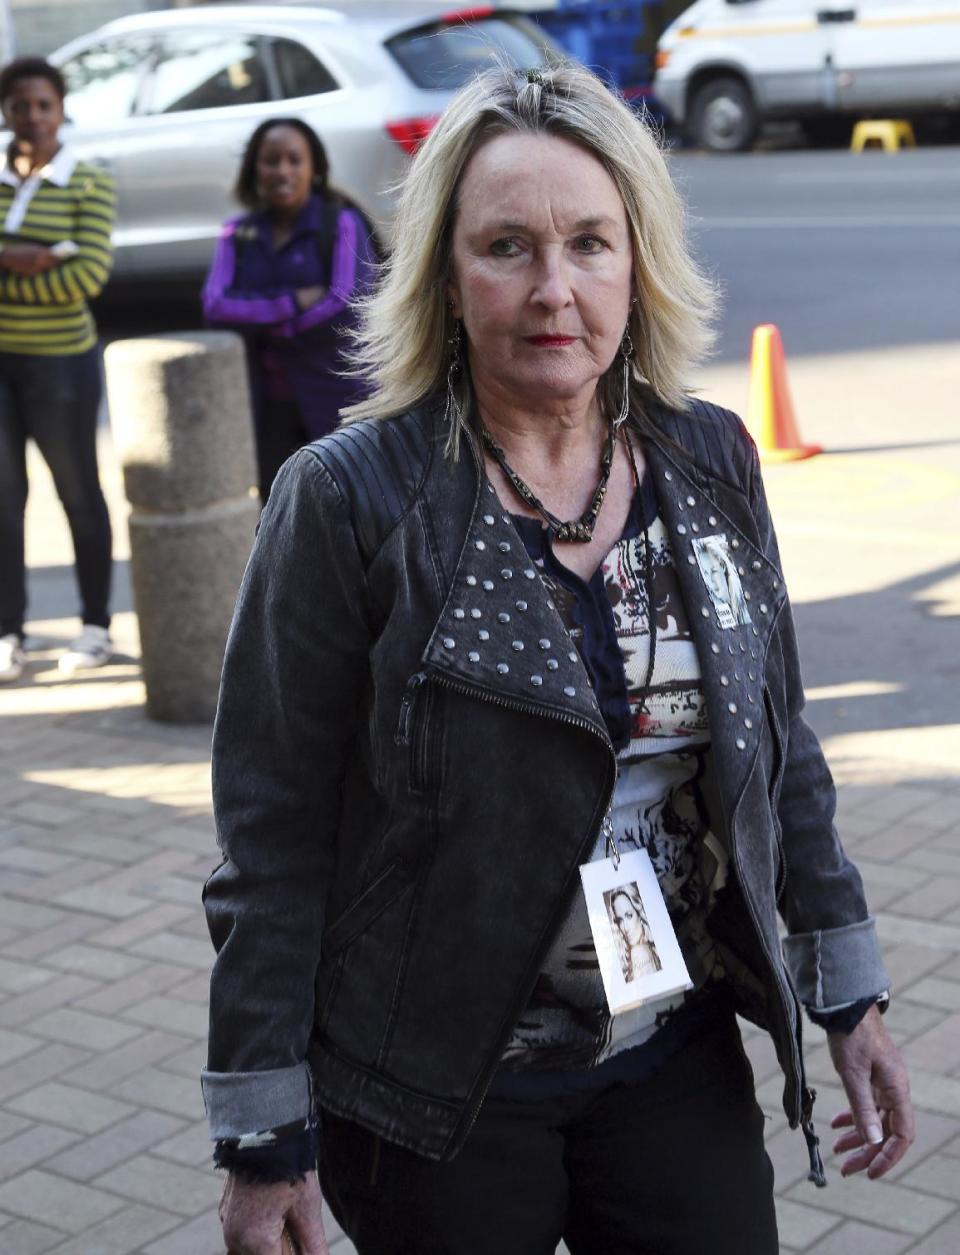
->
<box><xmin>454</xmin><ymin>130</ymin><xmax>627</xmax><ymax>234</ymax></box>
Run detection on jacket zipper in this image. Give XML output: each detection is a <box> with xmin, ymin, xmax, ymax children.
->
<box><xmin>728</xmin><ymin>607</ymin><xmax>804</xmax><ymax>1127</ymax></box>
<box><xmin>728</xmin><ymin>808</ymin><xmax>803</xmax><ymax>1121</ymax></box>
<box><xmin>763</xmin><ymin>686</ymin><xmax>788</xmax><ymax>902</ymax></box>
<box><xmin>396</xmin><ymin>665</ymin><xmax>617</xmax><ymax>1155</ymax></box>
<box><xmin>396</xmin><ymin>668</ymin><xmax>613</xmax><ymax>748</ymax></box>
<box><xmin>758</xmin><ymin>679</ymin><xmax>819</xmax><ymax>1145</ymax></box>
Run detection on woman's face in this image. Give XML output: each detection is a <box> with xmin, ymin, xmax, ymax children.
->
<box><xmin>2</xmin><ymin>77</ymin><xmax>64</xmax><ymax>153</ymax></box>
<box><xmin>255</xmin><ymin>125</ymin><xmax>314</xmax><ymax>214</ymax></box>
<box><xmin>447</xmin><ymin>131</ymin><xmax>634</xmax><ymax>413</ymax></box>
<box><xmin>612</xmin><ymin>893</ymin><xmax>645</xmax><ymax>948</ymax></box>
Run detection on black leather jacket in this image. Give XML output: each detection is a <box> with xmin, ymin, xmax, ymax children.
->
<box><xmin>202</xmin><ymin>398</ymin><xmax>888</xmax><ymax>1162</ymax></box>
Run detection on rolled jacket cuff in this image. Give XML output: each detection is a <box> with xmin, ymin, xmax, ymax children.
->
<box><xmin>201</xmin><ymin>1062</ymin><xmax>312</xmax><ymax>1141</ymax></box>
<box><xmin>782</xmin><ymin>916</ymin><xmax>890</xmax><ymax>1011</ymax></box>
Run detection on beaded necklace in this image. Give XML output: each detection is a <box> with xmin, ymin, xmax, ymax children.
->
<box><xmin>479</xmin><ymin>416</ymin><xmax>616</xmax><ymax>544</ymax></box>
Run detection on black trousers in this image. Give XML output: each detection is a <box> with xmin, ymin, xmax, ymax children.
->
<box><xmin>319</xmin><ymin>1013</ymin><xmax>779</xmax><ymax>1255</ymax></box>
<box><xmin>0</xmin><ymin>347</ymin><xmax>110</xmax><ymax>638</ymax></box>
<box><xmin>256</xmin><ymin>395</ymin><xmax>310</xmax><ymax>503</ymax></box>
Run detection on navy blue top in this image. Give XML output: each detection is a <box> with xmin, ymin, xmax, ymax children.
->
<box><xmin>508</xmin><ymin>465</ymin><xmax>659</xmax><ymax>753</ymax></box>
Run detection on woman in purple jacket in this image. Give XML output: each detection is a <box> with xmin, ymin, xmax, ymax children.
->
<box><xmin>203</xmin><ymin>118</ymin><xmax>375</xmax><ymax>499</ymax></box>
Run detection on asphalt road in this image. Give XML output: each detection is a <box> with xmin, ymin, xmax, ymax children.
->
<box><xmin>672</xmin><ymin>145</ymin><xmax>960</xmax><ymax>361</ymax></box>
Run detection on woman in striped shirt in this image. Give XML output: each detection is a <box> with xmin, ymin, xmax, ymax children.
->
<box><xmin>0</xmin><ymin>57</ymin><xmax>116</xmax><ymax>684</ymax></box>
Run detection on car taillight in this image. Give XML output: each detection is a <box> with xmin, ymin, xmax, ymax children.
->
<box><xmin>386</xmin><ymin>116</ymin><xmax>440</xmax><ymax>156</ymax></box>
<box><xmin>654</xmin><ymin>50</ymin><xmax>671</xmax><ymax>72</ymax></box>
<box><xmin>441</xmin><ymin>6</ymin><xmax>495</xmax><ymax>22</ymax></box>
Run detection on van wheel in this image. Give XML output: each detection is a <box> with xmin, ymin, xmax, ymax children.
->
<box><xmin>802</xmin><ymin>117</ymin><xmax>851</xmax><ymax>148</ymax></box>
<box><xmin>689</xmin><ymin>76</ymin><xmax>758</xmax><ymax>152</ymax></box>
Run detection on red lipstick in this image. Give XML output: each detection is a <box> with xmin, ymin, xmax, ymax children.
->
<box><xmin>525</xmin><ymin>335</ymin><xmax>576</xmax><ymax>347</ymax></box>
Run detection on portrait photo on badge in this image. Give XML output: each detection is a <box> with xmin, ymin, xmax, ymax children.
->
<box><xmin>692</xmin><ymin>533</ymin><xmax>751</xmax><ymax>630</ymax></box>
<box><xmin>580</xmin><ymin>848</ymin><xmax>692</xmax><ymax>1016</ymax></box>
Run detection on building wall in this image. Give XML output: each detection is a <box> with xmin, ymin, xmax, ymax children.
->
<box><xmin>10</xmin><ymin>0</ymin><xmax>167</xmax><ymax>56</ymax></box>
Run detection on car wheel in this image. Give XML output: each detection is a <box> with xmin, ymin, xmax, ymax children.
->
<box><xmin>689</xmin><ymin>76</ymin><xmax>758</xmax><ymax>152</ymax></box>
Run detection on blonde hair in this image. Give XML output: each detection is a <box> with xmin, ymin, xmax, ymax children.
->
<box><xmin>342</xmin><ymin>59</ymin><xmax>717</xmax><ymax>440</ymax></box>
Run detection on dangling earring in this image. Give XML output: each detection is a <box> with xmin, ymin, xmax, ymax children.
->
<box><xmin>613</xmin><ymin>321</ymin><xmax>635</xmax><ymax>432</ymax></box>
<box><xmin>445</xmin><ymin>316</ymin><xmax>464</xmax><ymax>429</ymax></box>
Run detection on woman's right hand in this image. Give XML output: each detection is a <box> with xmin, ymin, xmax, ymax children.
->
<box><xmin>219</xmin><ymin>1170</ymin><xmax>330</xmax><ymax>1254</ymax></box>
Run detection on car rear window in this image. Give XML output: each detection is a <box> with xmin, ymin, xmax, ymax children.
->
<box><xmin>386</xmin><ymin>15</ymin><xmax>552</xmax><ymax>91</ymax></box>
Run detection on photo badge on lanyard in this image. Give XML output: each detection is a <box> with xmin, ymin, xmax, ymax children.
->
<box><xmin>580</xmin><ymin>818</ymin><xmax>692</xmax><ymax>1016</ymax></box>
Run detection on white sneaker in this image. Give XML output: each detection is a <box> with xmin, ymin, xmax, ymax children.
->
<box><xmin>0</xmin><ymin>634</ymin><xmax>25</xmax><ymax>683</ymax></box>
<box><xmin>59</xmin><ymin>625</ymin><xmax>112</xmax><ymax>674</ymax></box>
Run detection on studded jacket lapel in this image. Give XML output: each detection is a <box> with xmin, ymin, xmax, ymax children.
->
<box><xmin>419</xmin><ymin>421</ymin><xmax>789</xmax><ymax>813</ymax></box>
<box><xmin>643</xmin><ymin>437</ymin><xmax>787</xmax><ymax>814</ymax></box>
<box><xmin>421</xmin><ymin>469</ymin><xmax>610</xmax><ymax>742</ymax></box>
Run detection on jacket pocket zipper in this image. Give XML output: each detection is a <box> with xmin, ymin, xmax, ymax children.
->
<box><xmin>396</xmin><ymin>671</ymin><xmax>434</xmax><ymax>793</ymax></box>
<box><xmin>395</xmin><ymin>671</ymin><xmax>428</xmax><ymax>746</ymax></box>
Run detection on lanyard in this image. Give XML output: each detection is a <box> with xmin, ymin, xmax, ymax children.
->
<box><xmin>605</xmin><ymin>427</ymin><xmax>658</xmax><ymax>869</ymax></box>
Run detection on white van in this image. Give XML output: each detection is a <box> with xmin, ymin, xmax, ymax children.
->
<box><xmin>653</xmin><ymin>0</ymin><xmax>960</xmax><ymax>150</ymax></box>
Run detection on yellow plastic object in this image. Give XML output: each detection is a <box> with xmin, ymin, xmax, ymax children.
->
<box><xmin>746</xmin><ymin>325</ymin><xmax>821</xmax><ymax>464</ymax></box>
<box><xmin>851</xmin><ymin>119</ymin><xmax>916</xmax><ymax>153</ymax></box>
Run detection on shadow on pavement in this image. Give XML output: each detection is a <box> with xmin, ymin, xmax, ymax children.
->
<box><xmin>795</xmin><ymin>557</ymin><xmax>960</xmax><ymax>739</ymax></box>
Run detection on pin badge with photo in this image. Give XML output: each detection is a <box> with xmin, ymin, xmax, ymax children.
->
<box><xmin>692</xmin><ymin>533</ymin><xmax>751</xmax><ymax>630</ymax></box>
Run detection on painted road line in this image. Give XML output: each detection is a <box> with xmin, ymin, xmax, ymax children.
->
<box><xmin>805</xmin><ymin>681</ymin><xmax>904</xmax><ymax>702</ymax></box>
<box><xmin>773</xmin><ymin>170</ymin><xmax>960</xmax><ymax>187</ymax></box>
<box><xmin>691</xmin><ymin>215</ymin><xmax>960</xmax><ymax>229</ymax></box>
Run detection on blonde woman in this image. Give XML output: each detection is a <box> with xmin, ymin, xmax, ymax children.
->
<box><xmin>204</xmin><ymin>61</ymin><xmax>912</xmax><ymax>1255</ymax></box>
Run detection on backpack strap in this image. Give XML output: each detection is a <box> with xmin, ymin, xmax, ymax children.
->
<box><xmin>313</xmin><ymin>198</ymin><xmax>342</xmax><ymax>284</ymax></box>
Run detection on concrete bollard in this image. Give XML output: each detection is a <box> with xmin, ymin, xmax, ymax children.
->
<box><xmin>105</xmin><ymin>332</ymin><xmax>260</xmax><ymax>723</ymax></box>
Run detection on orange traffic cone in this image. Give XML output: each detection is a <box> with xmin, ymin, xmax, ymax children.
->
<box><xmin>746</xmin><ymin>324</ymin><xmax>821</xmax><ymax>463</ymax></box>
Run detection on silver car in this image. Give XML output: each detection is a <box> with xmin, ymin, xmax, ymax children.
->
<box><xmin>46</xmin><ymin>1</ymin><xmax>556</xmax><ymax>282</ymax></box>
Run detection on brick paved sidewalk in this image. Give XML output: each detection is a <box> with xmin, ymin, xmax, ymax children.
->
<box><xmin>1</xmin><ymin>440</ymin><xmax>958</xmax><ymax>1253</ymax></box>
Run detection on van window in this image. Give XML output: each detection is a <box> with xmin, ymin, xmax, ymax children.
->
<box><xmin>149</xmin><ymin>31</ymin><xmax>270</xmax><ymax>113</ymax></box>
<box><xmin>387</xmin><ymin>16</ymin><xmax>551</xmax><ymax>90</ymax></box>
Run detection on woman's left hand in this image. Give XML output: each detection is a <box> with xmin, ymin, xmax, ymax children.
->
<box><xmin>0</xmin><ymin>242</ymin><xmax>60</xmax><ymax>275</ymax></box>
<box><xmin>828</xmin><ymin>1004</ymin><xmax>915</xmax><ymax>1179</ymax></box>
<box><xmin>295</xmin><ymin>285</ymin><xmax>327</xmax><ymax>312</ymax></box>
